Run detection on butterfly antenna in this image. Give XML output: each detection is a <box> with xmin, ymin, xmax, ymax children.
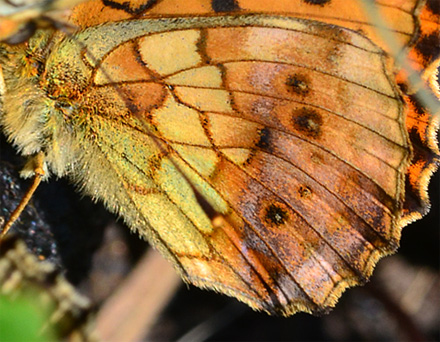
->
<box><xmin>41</xmin><ymin>12</ymin><xmax>79</xmax><ymax>36</ymax></box>
<box><xmin>0</xmin><ymin>152</ymin><xmax>45</xmax><ymax>239</ymax></box>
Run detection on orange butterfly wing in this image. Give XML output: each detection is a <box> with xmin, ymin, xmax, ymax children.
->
<box><xmin>69</xmin><ymin>2</ymin><xmax>437</xmax><ymax>314</ymax></box>
<box><xmin>71</xmin><ymin>0</ymin><xmax>424</xmax><ymax>50</ymax></box>
<box><xmin>69</xmin><ymin>1</ymin><xmax>440</xmax><ymax>227</ymax></box>
<box><xmin>1</xmin><ymin>0</ymin><xmax>438</xmax><ymax>316</ymax></box>
<box><xmin>396</xmin><ymin>2</ymin><xmax>440</xmax><ymax>224</ymax></box>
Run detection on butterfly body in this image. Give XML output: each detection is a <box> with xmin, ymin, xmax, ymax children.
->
<box><xmin>0</xmin><ymin>0</ymin><xmax>439</xmax><ymax>316</ymax></box>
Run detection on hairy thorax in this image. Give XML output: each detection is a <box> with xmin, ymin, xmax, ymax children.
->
<box><xmin>0</xmin><ymin>28</ymin><xmax>129</xmax><ymax>179</ymax></box>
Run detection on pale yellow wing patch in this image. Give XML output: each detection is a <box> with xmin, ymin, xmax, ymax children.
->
<box><xmin>139</xmin><ymin>29</ymin><xmax>202</xmax><ymax>76</ymax></box>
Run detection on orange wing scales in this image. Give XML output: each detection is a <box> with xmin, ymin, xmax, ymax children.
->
<box><xmin>398</xmin><ymin>0</ymin><xmax>440</xmax><ymax>225</ymax></box>
<box><xmin>86</xmin><ymin>20</ymin><xmax>408</xmax><ymax>313</ymax></box>
<box><xmin>0</xmin><ymin>0</ymin><xmax>438</xmax><ymax>316</ymax></box>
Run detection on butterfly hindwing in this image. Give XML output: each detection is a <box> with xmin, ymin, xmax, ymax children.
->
<box><xmin>0</xmin><ymin>0</ymin><xmax>439</xmax><ymax>316</ymax></box>
<box><xmin>30</xmin><ymin>15</ymin><xmax>412</xmax><ymax>314</ymax></box>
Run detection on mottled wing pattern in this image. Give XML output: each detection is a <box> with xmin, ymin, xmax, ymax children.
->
<box><xmin>1</xmin><ymin>0</ymin><xmax>438</xmax><ymax>316</ymax></box>
<box><xmin>42</xmin><ymin>11</ymin><xmax>428</xmax><ymax>314</ymax></box>
<box><xmin>396</xmin><ymin>2</ymin><xmax>440</xmax><ymax>224</ymax></box>
<box><xmin>69</xmin><ymin>0</ymin><xmax>440</xmax><ymax>225</ymax></box>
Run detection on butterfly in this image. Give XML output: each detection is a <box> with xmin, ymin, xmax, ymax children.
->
<box><xmin>0</xmin><ymin>0</ymin><xmax>439</xmax><ymax>316</ymax></box>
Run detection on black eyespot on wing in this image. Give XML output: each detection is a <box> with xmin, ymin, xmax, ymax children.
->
<box><xmin>292</xmin><ymin>108</ymin><xmax>323</xmax><ymax>139</ymax></box>
<box><xmin>286</xmin><ymin>74</ymin><xmax>310</xmax><ymax>96</ymax></box>
<box><xmin>256</xmin><ymin>127</ymin><xmax>272</xmax><ymax>151</ymax></box>
<box><xmin>302</xmin><ymin>0</ymin><xmax>331</xmax><ymax>6</ymax></box>
<box><xmin>211</xmin><ymin>0</ymin><xmax>241</xmax><ymax>12</ymax></box>
<box><xmin>298</xmin><ymin>185</ymin><xmax>312</xmax><ymax>199</ymax></box>
<box><xmin>264</xmin><ymin>204</ymin><xmax>288</xmax><ymax>226</ymax></box>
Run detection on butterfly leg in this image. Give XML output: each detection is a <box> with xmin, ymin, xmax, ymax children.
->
<box><xmin>0</xmin><ymin>152</ymin><xmax>45</xmax><ymax>239</ymax></box>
